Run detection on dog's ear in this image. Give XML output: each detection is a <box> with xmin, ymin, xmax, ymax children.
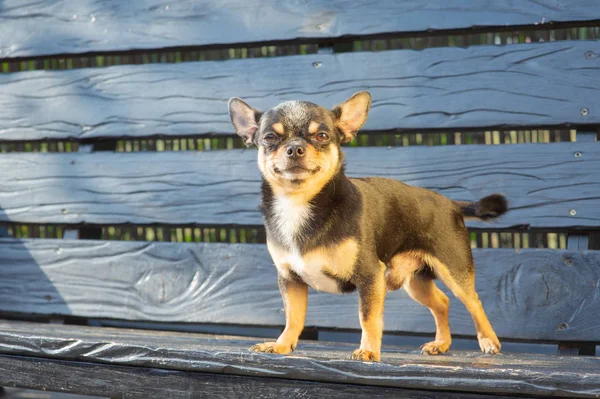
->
<box><xmin>332</xmin><ymin>91</ymin><xmax>371</xmax><ymax>143</ymax></box>
<box><xmin>228</xmin><ymin>98</ymin><xmax>262</xmax><ymax>146</ymax></box>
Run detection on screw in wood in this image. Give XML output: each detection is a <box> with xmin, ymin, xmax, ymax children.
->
<box><xmin>585</xmin><ymin>51</ymin><xmax>595</xmax><ymax>59</ymax></box>
<box><xmin>558</xmin><ymin>322</ymin><xmax>569</xmax><ymax>330</ymax></box>
<box><xmin>569</xmin><ymin>209</ymin><xmax>577</xmax><ymax>216</ymax></box>
<box><xmin>574</xmin><ymin>151</ymin><xmax>582</xmax><ymax>158</ymax></box>
<box><xmin>312</xmin><ymin>61</ymin><xmax>322</xmax><ymax>69</ymax></box>
<box><xmin>580</xmin><ymin>108</ymin><xmax>589</xmax><ymax>116</ymax></box>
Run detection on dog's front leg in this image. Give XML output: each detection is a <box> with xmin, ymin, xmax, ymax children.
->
<box><xmin>352</xmin><ymin>271</ymin><xmax>386</xmax><ymax>362</ymax></box>
<box><xmin>250</xmin><ymin>275</ymin><xmax>308</xmax><ymax>354</ymax></box>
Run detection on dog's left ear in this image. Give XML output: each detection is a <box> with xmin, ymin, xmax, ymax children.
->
<box><xmin>332</xmin><ymin>91</ymin><xmax>371</xmax><ymax>143</ymax></box>
<box><xmin>228</xmin><ymin>97</ymin><xmax>262</xmax><ymax>146</ymax></box>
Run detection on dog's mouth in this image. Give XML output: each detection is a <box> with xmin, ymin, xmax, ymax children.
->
<box><xmin>273</xmin><ymin>164</ymin><xmax>320</xmax><ymax>177</ymax></box>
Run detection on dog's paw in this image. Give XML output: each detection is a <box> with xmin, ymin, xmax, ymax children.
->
<box><xmin>350</xmin><ymin>349</ymin><xmax>380</xmax><ymax>362</ymax></box>
<box><xmin>478</xmin><ymin>337</ymin><xmax>501</xmax><ymax>355</ymax></box>
<box><xmin>420</xmin><ymin>340</ymin><xmax>451</xmax><ymax>355</ymax></box>
<box><xmin>249</xmin><ymin>342</ymin><xmax>294</xmax><ymax>355</ymax></box>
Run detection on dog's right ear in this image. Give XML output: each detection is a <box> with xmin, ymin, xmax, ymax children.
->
<box><xmin>228</xmin><ymin>98</ymin><xmax>262</xmax><ymax>146</ymax></box>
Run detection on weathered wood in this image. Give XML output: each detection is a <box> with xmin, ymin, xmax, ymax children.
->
<box><xmin>0</xmin><ymin>1</ymin><xmax>598</xmax><ymax>59</ymax></box>
<box><xmin>1</xmin><ymin>41</ymin><xmax>599</xmax><ymax>140</ymax></box>
<box><xmin>0</xmin><ymin>321</ymin><xmax>598</xmax><ymax>398</ymax></box>
<box><xmin>0</xmin><ymin>239</ymin><xmax>598</xmax><ymax>342</ymax></box>
<box><xmin>0</xmin><ymin>355</ymin><xmax>529</xmax><ymax>399</ymax></box>
<box><xmin>0</xmin><ymin>142</ymin><xmax>598</xmax><ymax>228</ymax></box>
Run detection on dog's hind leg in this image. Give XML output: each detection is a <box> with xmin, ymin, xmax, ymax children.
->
<box><xmin>427</xmin><ymin>251</ymin><xmax>501</xmax><ymax>354</ymax></box>
<box><xmin>404</xmin><ymin>274</ymin><xmax>452</xmax><ymax>355</ymax></box>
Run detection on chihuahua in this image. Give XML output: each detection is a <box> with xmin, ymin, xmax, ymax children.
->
<box><xmin>228</xmin><ymin>92</ymin><xmax>507</xmax><ymax>361</ymax></box>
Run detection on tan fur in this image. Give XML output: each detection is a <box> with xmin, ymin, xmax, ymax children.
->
<box><xmin>305</xmin><ymin>238</ymin><xmax>359</xmax><ymax>282</ymax></box>
<box><xmin>385</xmin><ymin>251</ymin><xmax>425</xmax><ymax>291</ymax></box>
<box><xmin>308</xmin><ymin>121</ymin><xmax>320</xmax><ymax>134</ymax></box>
<box><xmin>272</xmin><ymin>122</ymin><xmax>284</xmax><ymax>134</ymax></box>
<box><xmin>353</xmin><ymin>271</ymin><xmax>386</xmax><ymax>362</ymax></box>
<box><xmin>404</xmin><ymin>276</ymin><xmax>451</xmax><ymax>355</ymax></box>
<box><xmin>267</xmin><ymin>238</ymin><xmax>359</xmax><ymax>294</ymax></box>
<box><xmin>251</xmin><ymin>279</ymin><xmax>307</xmax><ymax>354</ymax></box>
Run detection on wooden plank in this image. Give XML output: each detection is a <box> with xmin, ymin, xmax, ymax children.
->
<box><xmin>0</xmin><ymin>142</ymin><xmax>598</xmax><ymax>228</ymax></box>
<box><xmin>0</xmin><ymin>322</ymin><xmax>598</xmax><ymax>398</ymax></box>
<box><xmin>2</xmin><ymin>387</ymin><xmax>96</xmax><ymax>399</ymax></box>
<box><xmin>0</xmin><ymin>355</ymin><xmax>528</xmax><ymax>399</ymax></box>
<box><xmin>1</xmin><ymin>41</ymin><xmax>599</xmax><ymax>140</ymax></box>
<box><xmin>0</xmin><ymin>239</ymin><xmax>598</xmax><ymax>341</ymax></box>
<box><xmin>568</xmin><ymin>235</ymin><xmax>590</xmax><ymax>250</ymax></box>
<box><xmin>0</xmin><ymin>1</ymin><xmax>598</xmax><ymax>59</ymax></box>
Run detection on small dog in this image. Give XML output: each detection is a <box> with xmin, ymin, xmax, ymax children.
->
<box><xmin>228</xmin><ymin>92</ymin><xmax>507</xmax><ymax>361</ymax></box>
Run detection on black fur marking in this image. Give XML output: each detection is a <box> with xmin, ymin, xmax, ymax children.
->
<box><xmin>415</xmin><ymin>264</ymin><xmax>437</xmax><ymax>281</ymax></box>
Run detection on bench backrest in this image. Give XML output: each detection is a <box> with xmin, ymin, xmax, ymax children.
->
<box><xmin>0</xmin><ymin>1</ymin><xmax>599</xmax><ymax>349</ymax></box>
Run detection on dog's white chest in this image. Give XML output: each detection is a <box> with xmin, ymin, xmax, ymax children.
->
<box><xmin>271</xmin><ymin>196</ymin><xmax>311</xmax><ymax>247</ymax></box>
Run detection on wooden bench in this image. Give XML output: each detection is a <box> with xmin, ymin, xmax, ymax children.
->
<box><xmin>0</xmin><ymin>1</ymin><xmax>599</xmax><ymax>397</ymax></box>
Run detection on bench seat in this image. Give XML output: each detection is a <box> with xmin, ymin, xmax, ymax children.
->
<box><xmin>0</xmin><ymin>320</ymin><xmax>598</xmax><ymax>398</ymax></box>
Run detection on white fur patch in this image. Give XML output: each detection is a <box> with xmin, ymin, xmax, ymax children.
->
<box><xmin>272</xmin><ymin>196</ymin><xmax>311</xmax><ymax>248</ymax></box>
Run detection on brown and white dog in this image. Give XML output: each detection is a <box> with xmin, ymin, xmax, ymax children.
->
<box><xmin>228</xmin><ymin>92</ymin><xmax>507</xmax><ymax>361</ymax></box>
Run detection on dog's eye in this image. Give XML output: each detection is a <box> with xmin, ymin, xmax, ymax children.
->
<box><xmin>263</xmin><ymin>133</ymin><xmax>279</xmax><ymax>143</ymax></box>
<box><xmin>315</xmin><ymin>132</ymin><xmax>329</xmax><ymax>142</ymax></box>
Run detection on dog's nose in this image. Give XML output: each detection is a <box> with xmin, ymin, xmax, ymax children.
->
<box><xmin>285</xmin><ymin>144</ymin><xmax>306</xmax><ymax>159</ymax></box>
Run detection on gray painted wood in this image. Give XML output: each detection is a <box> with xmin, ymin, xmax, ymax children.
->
<box><xmin>1</xmin><ymin>41</ymin><xmax>599</xmax><ymax>140</ymax></box>
<box><xmin>0</xmin><ymin>1</ymin><xmax>598</xmax><ymax>59</ymax></box>
<box><xmin>0</xmin><ymin>355</ymin><xmax>529</xmax><ymax>399</ymax></box>
<box><xmin>0</xmin><ymin>142</ymin><xmax>598</xmax><ymax>228</ymax></box>
<box><xmin>568</xmin><ymin>235</ymin><xmax>590</xmax><ymax>250</ymax></box>
<box><xmin>0</xmin><ymin>321</ymin><xmax>599</xmax><ymax>398</ymax></box>
<box><xmin>0</xmin><ymin>239</ymin><xmax>598</xmax><ymax>341</ymax></box>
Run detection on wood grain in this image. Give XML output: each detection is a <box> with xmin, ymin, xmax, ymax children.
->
<box><xmin>0</xmin><ymin>1</ymin><xmax>598</xmax><ymax>59</ymax></box>
<box><xmin>0</xmin><ymin>41</ymin><xmax>599</xmax><ymax>140</ymax></box>
<box><xmin>0</xmin><ymin>321</ymin><xmax>598</xmax><ymax>398</ymax></box>
<box><xmin>0</xmin><ymin>355</ymin><xmax>529</xmax><ymax>399</ymax></box>
<box><xmin>0</xmin><ymin>142</ymin><xmax>597</xmax><ymax>228</ymax></box>
<box><xmin>0</xmin><ymin>239</ymin><xmax>598</xmax><ymax>342</ymax></box>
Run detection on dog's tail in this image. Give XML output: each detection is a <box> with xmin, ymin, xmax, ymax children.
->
<box><xmin>454</xmin><ymin>194</ymin><xmax>508</xmax><ymax>221</ymax></box>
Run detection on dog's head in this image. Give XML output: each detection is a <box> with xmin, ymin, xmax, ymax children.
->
<box><xmin>228</xmin><ymin>92</ymin><xmax>371</xmax><ymax>197</ymax></box>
